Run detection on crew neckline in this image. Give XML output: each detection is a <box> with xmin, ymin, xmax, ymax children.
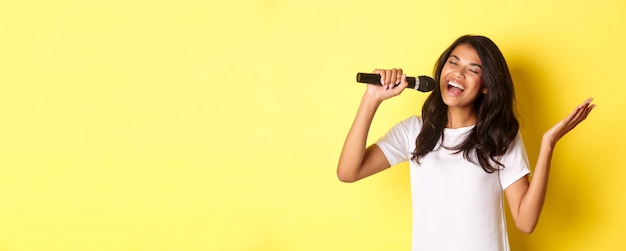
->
<box><xmin>444</xmin><ymin>124</ymin><xmax>475</xmax><ymax>134</ymax></box>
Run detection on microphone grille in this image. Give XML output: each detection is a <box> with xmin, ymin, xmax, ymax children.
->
<box><xmin>417</xmin><ymin>76</ymin><xmax>436</xmax><ymax>92</ymax></box>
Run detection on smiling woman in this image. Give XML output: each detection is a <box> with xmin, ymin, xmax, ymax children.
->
<box><xmin>441</xmin><ymin>44</ymin><xmax>485</xmax><ymax>119</ymax></box>
<box><xmin>336</xmin><ymin>35</ymin><xmax>595</xmax><ymax>251</ymax></box>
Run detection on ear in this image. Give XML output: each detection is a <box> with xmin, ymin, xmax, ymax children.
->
<box><xmin>482</xmin><ymin>88</ymin><xmax>488</xmax><ymax>94</ymax></box>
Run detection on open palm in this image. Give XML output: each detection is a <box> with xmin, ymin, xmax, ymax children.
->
<box><xmin>544</xmin><ymin>98</ymin><xmax>596</xmax><ymax>147</ymax></box>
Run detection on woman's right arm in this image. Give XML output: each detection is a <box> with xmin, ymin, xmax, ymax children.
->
<box><xmin>337</xmin><ymin>68</ymin><xmax>408</xmax><ymax>182</ymax></box>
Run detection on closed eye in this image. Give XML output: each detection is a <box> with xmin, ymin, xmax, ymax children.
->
<box><xmin>469</xmin><ymin>63</ymin><xmax>483</xmax><ymax>74</ymax></box>
<box><xmin>447</xmin><ymin>55</ymin><xmax>462</xmax><ymax>66</ymax></box>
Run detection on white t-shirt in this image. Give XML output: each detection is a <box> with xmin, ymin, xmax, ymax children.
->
<box><xmin>376</xmin><ymin>116</ymin><xmax>530</xmax><ymax>251</ymax></box>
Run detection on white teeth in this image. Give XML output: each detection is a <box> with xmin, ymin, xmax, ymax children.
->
<box><xmin>448</xmin><ymin>81</ymin><xmax>465</xmax><ymax>90</ymax></box>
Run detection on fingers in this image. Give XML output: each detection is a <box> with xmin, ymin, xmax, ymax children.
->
<box><xmin>543</xmin><ymin>98</ymin><xmax>596</xmax><ymax>145</ymax></box>
<box><xmin>367</xmin><ymin>68</ymin><xmax>408</xmax><ymax>100</ymax></box>
<box><xmin>373</xmin><ymin>68</ymin><xmax>404</xmax><ymax>89</ymax></box>
<box><xmin>563</xmin><ymin>97</ymin><xmax>596</xmax><ymax>131</ymax></box>
<box><xmin>398</xmin><ymin>73</ymin><xmax>409</xmax><ymax>89</ymax></box>
<box><xmin>573</xmin><ymin>98</ymin><xmax>595</xmax><ymax>122</ymax></box>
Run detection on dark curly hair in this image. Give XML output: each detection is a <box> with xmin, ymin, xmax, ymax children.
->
<box><xmin>411</xmin><ymin>35</ymin><xmax>519</xmax><ymax>173</ymax></box>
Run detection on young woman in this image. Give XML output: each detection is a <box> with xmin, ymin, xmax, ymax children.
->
<box><xmin>337</xmin><ymin>35</ymin><xmax>595</xmax><ymax>251</ymax></box>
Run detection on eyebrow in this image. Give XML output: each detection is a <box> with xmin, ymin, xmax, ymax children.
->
<box><xmin>449</xmin><ymin>55</ymin><xmax>483</xmax><ymax>69</ymax></box>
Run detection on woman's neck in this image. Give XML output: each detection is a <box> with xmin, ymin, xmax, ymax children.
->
<box><xmin>446</xmin><ymin>107</ymin><xmax>477</xmax><ymax>129</ymax></box>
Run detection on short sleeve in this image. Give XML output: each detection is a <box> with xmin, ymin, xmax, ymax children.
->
<box><xmin>498</xmin><ymin>133</ymin><xmax>532</xmax><ymax>189</ymax></box>
<box><xmin>375</xmin><ymin>116</ymin><xmax>422</xmax><ymax>167</ymax></box>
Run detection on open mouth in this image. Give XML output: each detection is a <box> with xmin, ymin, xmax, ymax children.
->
<box><xmin>447</xmin><ymin>81</ymin><xmax>465</xmax><ymax>95</ymax></box>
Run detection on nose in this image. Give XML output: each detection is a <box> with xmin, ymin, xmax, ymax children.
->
<box><xmin>451</xmin><ymin>70</ymin><xmax>465</xmax><ymax>80</ymax></box>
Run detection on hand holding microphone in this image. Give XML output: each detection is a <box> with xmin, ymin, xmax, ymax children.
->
<box><xmin>356</xmin><ymin>69</ymin><xmax>435</xmax><ymax>92</ymax></box>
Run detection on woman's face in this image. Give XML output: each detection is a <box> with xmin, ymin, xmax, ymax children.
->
<box><xmin>440</xmin><ymin>43</ymin><xmax>486</xmax><ymax>110</ymax></box>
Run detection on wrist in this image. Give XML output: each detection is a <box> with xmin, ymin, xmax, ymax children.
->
<box><xmin>361</xmin><ymin>93</ymin><xmax>384</xmax><ymax>107</ymax></box>
<box><xmin>541</xmin><ymin>133</ymin><xmax>557</xmax><ymax>150</ymax></box>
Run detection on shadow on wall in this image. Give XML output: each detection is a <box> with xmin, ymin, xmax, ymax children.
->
<box><xmin>505</xmin><ymin>51</ymin><xmax>602</xmax><ymax>250</ymax></box>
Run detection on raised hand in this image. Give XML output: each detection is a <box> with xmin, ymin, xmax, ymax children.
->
<box><xmin>363</xmin><ymin>68</ymin><xmax>409</xmax><ymax>102</ymax></box>
<box><xmin>543</xmin><ymin>98</ymin><xmax>596</xmax><ymax>147</ymax></box>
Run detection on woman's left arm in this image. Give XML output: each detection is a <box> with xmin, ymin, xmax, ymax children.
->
<box><xmin>505</xmin><ymin>98</ymin><xmax>596</xmax><ymax>233</ymax></box>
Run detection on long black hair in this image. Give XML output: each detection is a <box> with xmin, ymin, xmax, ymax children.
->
<box><xmin>411</xmin><ymin>35</ymin><xmax>519</xmax><ymax>173</ymax></box>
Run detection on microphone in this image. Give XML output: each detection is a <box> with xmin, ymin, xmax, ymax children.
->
<box><xmin>356</xmin><ymin>73</ymin><xmax>435</xmax><ymax>92</ymax></box>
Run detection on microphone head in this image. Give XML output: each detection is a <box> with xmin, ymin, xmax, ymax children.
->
<box><xmin>417</xmin><ymin>76</ymin><xmax>435</xmax><ymax>92</ymax></box>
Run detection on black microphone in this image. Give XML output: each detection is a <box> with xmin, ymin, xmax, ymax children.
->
<box><xmin>356</xmin><ymin>73</ymin><xmax>435</xmax><ymax>92</ymax></box>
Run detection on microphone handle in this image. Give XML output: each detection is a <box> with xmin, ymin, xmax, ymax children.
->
<box><xmin>356</xmin><ymin>73</ymin><xmax>418</xmax><ymax>89</ymax></box>
<box><xmin>356</xmin><ymin>73</ymin><xmax>435</xmax><ymax>92</ymax></box>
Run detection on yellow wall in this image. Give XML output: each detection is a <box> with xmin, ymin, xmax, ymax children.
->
<box><xmin>0</xmin><ymin>0</ymin><xmax>624</xmax><ymax>250</ymax></box>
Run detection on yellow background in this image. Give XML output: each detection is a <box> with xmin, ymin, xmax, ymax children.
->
<box><xmin>0</xmin><ymin>0</ymin><xmax>624</xmax><ymax>250</ymax></box>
